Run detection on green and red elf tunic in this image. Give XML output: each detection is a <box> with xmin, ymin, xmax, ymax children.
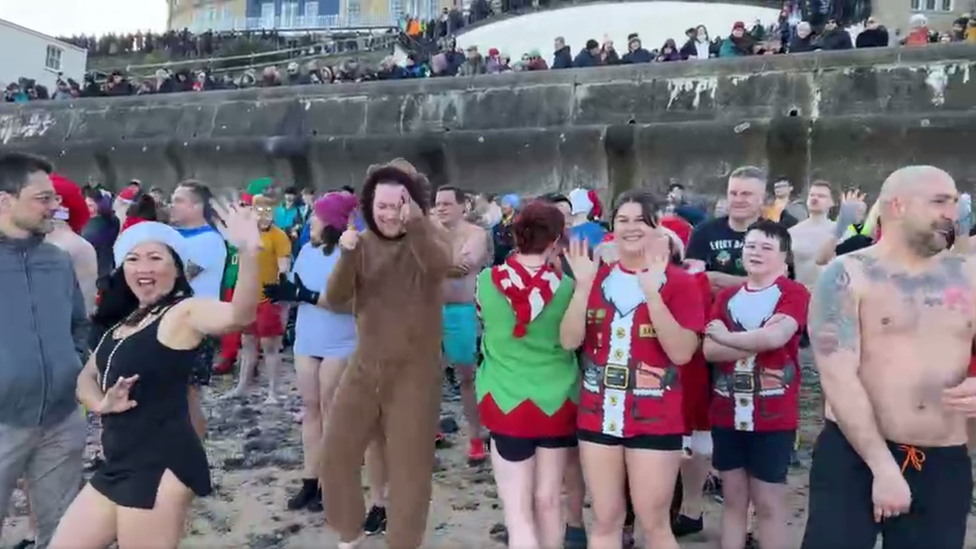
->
<box><xmin>475</xmin><ymin>256</ymin><xmax>579</xmax><ymax>438</ymax></box>
<box><xmin>221</xmin><ymin>178</ymin><xmax>274</xmax><ymax>300</ymax></box>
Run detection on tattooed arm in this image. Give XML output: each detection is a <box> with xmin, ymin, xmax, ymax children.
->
<box><xmin>811</xmin><ymin>257</ymin><xmax>900</xmax><ymax>475</ymax></box>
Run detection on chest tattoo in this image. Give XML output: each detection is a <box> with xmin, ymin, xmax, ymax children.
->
<box><xmin>852</xmin><ymin>255</ymin><xmax>971</xmax><ymax>314</ymax></box>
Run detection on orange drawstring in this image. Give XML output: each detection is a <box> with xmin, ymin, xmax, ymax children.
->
<box><xmin>899</xmin><ymin>445</ymin><xmax>926</xmax><ymax>474</ymax></box>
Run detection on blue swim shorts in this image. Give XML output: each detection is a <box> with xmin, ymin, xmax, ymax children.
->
<box><xmin>442</xmin><ymin>303</ymin><xmax>478</xmax><ymax>367</ymax></box>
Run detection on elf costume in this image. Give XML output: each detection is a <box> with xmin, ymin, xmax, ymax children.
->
<box><xmin>215</xmin><ymin>178</ymin><xmax>275</xmax><ymax>375</ymax></box>
<box><xmin>475</xmin><ymin>257</ymin><xmax>579</xmax><ymax>438</ymax></box>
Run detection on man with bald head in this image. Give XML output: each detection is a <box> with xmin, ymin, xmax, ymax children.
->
<box><xmin>802</xmin><ymin>166</ymin><xmax>976</xmax><ymax>549</ymax></box>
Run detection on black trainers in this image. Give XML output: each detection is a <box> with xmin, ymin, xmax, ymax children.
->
<box><xmin>287</xmin><ymin>479</ymin><xmax>319</xmax><ymax>511</ymax></box>
<box><xmin>363</xmin><ymin>505</ymin><xmax>387</xmax><ymax>535</ymax></box>
<box><xmin>672</xmin><ymin>514</ymin><xmax>704</xmax><ymax>538</ymax></box>
<box><xmin>307</xmin><ymin>486</ymin><xmax>324</xmax><ymax>513</ymax></box>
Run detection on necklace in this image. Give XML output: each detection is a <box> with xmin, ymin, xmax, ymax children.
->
<box><xmin>96</xmin><ymin>313</ymin><xmax>157</xmax><ymax>393</ymax></box>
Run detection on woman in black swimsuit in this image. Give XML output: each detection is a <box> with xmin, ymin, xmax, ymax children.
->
<box><xmin>49</xmin><ymin>199</ymin><xmax>262</xmax><ymax>549</ymax></box>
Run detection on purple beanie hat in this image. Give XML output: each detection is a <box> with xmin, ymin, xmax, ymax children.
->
<box><xmin>314</xmin><ymin>192</ymin><xmax>359</xmax><ymax>230</ymax></box>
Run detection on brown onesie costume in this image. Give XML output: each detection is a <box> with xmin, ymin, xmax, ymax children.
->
<box><xmin>320</xmin><ymin>167</ymin><xmax>450</xmax><ymax>549</ymax></box>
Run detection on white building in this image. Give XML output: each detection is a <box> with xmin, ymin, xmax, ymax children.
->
<box><xmin>0</xmin><ymin>18</ymin><xmax>87</xmax><ymax>94</ymax></box>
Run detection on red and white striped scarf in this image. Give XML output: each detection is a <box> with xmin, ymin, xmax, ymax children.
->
<box><xmin>485</xmin><ymin>256</ymin><xmax>562</xmax><ymax>338</ymax></box>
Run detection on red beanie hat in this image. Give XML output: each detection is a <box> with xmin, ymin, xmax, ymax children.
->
<box><xmin>50</xmin><ymin>174</ymin><xmax>90</xmax><ymax>234</ymax></box>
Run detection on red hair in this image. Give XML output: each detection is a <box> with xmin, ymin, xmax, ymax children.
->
<box><xmin>513</xmin><ymin>201</ymin><xmax>565</xmax><ymax>255</ymax></box>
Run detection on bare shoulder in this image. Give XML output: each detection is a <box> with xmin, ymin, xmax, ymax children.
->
<box><xmin>809</xmin><ymin>258</ymin><xmax>863</xmax><ymax>356</ymax></box>
<box><xmin>462</xmin><ymin>220</ymin><xmax>487</xmax><ymax>238</ymax></box>
<box><xmin>157</xmin><ymin>298</ymin><xmax>209</xmax><ymax>347</ymax></box>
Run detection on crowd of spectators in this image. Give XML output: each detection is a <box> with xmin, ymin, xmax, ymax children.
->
<box><xmin>4</xmin><ymin>5</ymin><xmax>975</xmax><ymax>103</ymax></box>
<box><xmin>57</xmin><ymin>28</ymin><xmax>315</xmax><ymax>59</ymax></box>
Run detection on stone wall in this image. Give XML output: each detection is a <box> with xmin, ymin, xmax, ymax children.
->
<box><xmin>1</xmin><ymin>43</ymin><xmax>975</xmax><ymax>203</ymax></box>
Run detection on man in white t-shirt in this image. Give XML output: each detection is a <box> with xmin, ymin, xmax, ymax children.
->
<box><xmin>170</xmin><ymin>181</ymin><xmax>227</xmax><ymax>438</ymax></box>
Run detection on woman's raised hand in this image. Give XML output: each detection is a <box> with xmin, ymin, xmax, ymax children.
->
<box><xmin>211</xmin><ymin>197</ymin><xmax>262</xmax><ymax>253</ymax></box>
<box><xmin>565</xmin><ymin>238</ymin><xmax>596</xmax><ymax>282</ymax></box>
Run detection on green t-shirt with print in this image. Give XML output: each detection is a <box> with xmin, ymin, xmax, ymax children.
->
<box><xmin>221</xmin><ymin>243</ymin><xmax>239</xmax><ymax>292</ymax></box>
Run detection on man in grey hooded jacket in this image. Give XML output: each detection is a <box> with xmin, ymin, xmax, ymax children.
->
<box><xmin>0</xmin><ymin>152</ymin><xmax>89</xmax><ymax>549</ymax></box>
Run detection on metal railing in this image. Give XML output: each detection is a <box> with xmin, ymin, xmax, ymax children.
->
<box><xmin>115</xmin><ymin>31</ymin><xmax>399</xmax><ymax>77</ymax></box>
<box><xmin>183</xmin><ymin>14</ymin><xmax>401</xmax><ymax>34</ymax></box>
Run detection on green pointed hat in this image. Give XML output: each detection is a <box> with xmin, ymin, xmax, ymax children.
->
<box><xmin>241</xmin><ymin>177</ymin><xmax>275</xmax><ymax>204</ymax></box>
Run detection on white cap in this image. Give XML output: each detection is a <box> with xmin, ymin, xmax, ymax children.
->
<box><xmin>568</xmin><ymin>188</ymin><xmax>593</xmax><ymax>216</ymax></box>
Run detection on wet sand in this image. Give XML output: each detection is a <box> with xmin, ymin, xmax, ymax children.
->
<box><xmin>4</xmin><ymin>350</ymin><xmax>976</xmax><ymax>548</ymax></box>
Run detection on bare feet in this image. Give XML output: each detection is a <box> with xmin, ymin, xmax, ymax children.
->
<box><xmin>337</xmin><ymin>533</ymin><xmax>366</xmax><ymax>549</ymax></box>
<box><xmin>220</xmin><ymin>387</ymin><xmax>248</xmax><ymax>400</ymax></box>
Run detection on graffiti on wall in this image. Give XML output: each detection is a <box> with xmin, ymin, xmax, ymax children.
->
<box><xmin>0</xmin><ymin>112</ymin><xmax>56</xmax><ymax>145</ymax></box>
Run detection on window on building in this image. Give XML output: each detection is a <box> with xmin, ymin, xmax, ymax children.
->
<box><xmin>261</xmin><ymin>2</ymin><xmax>275</xmax><ymax>28</ymax></box>
<box><xmin>45</xmin><ymin>45</ymin><xmax>63</xmax><ymax>71</ymax></box>
<box><xmin>204</xmin><ymin>5</ymin><xmax>217</xmax><ymax>29</ymax></box>
<box><xmin>304</xmin><ymin>1</ymin><xmax>319</xmax><ymax>26</ymax></box>
<box><xmin>282</xmin><ymin>2</ymin><xmax>299</xmax><ymax>27</ymax></box>
<box><xmin>914</xmin><ymin>0</ymin><xmax>953</xmax><ymax>9</ymax></box>
<box><xmin>220</xmin><ymin>5</ymin><xmax>233</xmax><ymax>30</ymax></box>
<box><xmin>346</xmin><ymin>0</ymin><xmax>361</xmax><ymax>24</ymax></box>
<box><xmin>389</xmin><ymin>0</ymin><xmax>404</xmax><ymax>19</ymax></box>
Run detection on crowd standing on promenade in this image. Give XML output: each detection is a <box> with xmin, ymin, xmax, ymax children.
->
<box><xmin>3</xmin><ymin>1</ymin><xmax>976</xmax><ymax>103</ymax></box>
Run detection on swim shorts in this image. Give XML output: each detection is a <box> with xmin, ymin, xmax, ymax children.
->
<box><xmin>442</xmin><ymin>303</ymin><xmax>478</xmax><ymax>366</ymax></box>
<box><xmin>801</xmin><ymin>421</ymin><xmax>971</xmax><ymax>549</ymax></box>
<box><xmin>490</xmin><ymin>432</ymin><xmax>578</xmax><ymax>463</ymax></box>
<box><xmin>711</xmin><ymin>427</ymin><xmax>795</xmax><ymax>484</ymax></box>
<box><xmin>243</xmin><ymin>301</ymin><xmax>284</xmax><ymax>339</ymax></box>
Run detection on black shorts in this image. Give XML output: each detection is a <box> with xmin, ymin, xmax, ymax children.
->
<box><xmin>490</xmin><ymin>432</ymin><xmax>578</xmax><ymax>463</ymax></box>
<box><xmin>578</xmin><ymin>430</ymin><xmax>683</xmax><ymax>451</ymax></box>
<box><xmin>190</xmin><ymin>337</ymin><xmax>216</xmax><ymax>387</ymax></box>
<box><xmin>801</xmin><ymin>421</ymin><xmax>972</xmax><ymax>549</ymax></box>
<box><xmin>711</xmin><ymin>427</ymin><xmax>795</xmax><ymax>484</ymax></box>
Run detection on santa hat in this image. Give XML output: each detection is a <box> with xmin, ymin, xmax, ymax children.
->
<box><xmin>116</xmin><ymin>186</ymin><xmax>139</xmax><ymax>205</ymax></box>
<box><xmin>50</xmin><ymin>174</ymin><xmax>90</xmax><ymax>234</ymax></box>
<box><xmin>659</xmin><ymin>215</ymin><xmax>692</xmax><ymax>259</ymax></box>
<box><xmin>568</xmin><ymin>188</ymin><xmax>593</xmax><ymax>216</ymax></box>
<box><xmin>659</xmin><ymin>215</ymin><xmax>692</xmax><ymax>246</ymax></box>
<box><xmin>114</xmin><ymin>221</ymin><xmax>189</xmax><ymax>267</ymax></box>
<box><xmin>587</xmin><ymin>189</ymin><xmax>603</xmax><ymax>219</ymax></box>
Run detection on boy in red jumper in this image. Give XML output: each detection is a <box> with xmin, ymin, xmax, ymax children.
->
<box><xmin>703</xmin><ymin>220</ymin><xmax>809</xmax><ymax>549</ymax></box>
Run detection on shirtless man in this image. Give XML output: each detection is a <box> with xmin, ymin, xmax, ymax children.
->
<box><xmin>801</xmin><ymin>166</ymin><xmax>975</xmax><ymax>549</ymax></box>
<box><xmin>48</xmin><ymin>176</ymin><xmax>98</xmax><ymax>313</ymax></box>
<box><xmin>434</xmin><ymin>186</ymin><xmax>489</xmax><ymax>464</ymax></box>
<box><xmin>788</xmin><ymin>181</ymin><xmax>835</xmax><ymax>291</ymax></box>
